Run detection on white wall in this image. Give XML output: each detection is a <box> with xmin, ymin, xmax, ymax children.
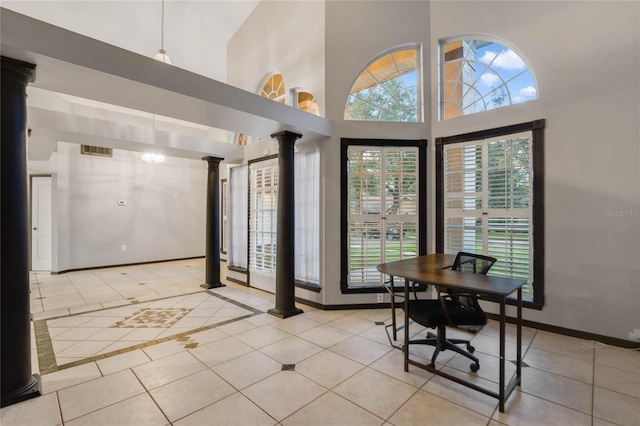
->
<box><xmin>229</xmin><ymin>0</ymin><xmax>640</xmax><ymax>341</ymax></box>
<box><xmin>323</xmin><ymin>0</ymin><xmax>431</xmax><ymax>306</ymax></box>
<box><xmin>49</xmin><ymin>142</ymin><xmax>207</xmax><ymax>271</ymax></box>
<box><xmin>227</xmin><ymin>0</ymin><xmax>326</xmax><ymax>116</ymax></box>
<box><xmin>430</xmin><ymin>1</ymin><xmax>640</xmax><ymax>340</ymax></box>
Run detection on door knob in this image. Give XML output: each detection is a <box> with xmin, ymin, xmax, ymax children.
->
<box><xmin>33</xmin><ymin>227</ymin><xmax>38</xmax><ymax>230</ymax></box>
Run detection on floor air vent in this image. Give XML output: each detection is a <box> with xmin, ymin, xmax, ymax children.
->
<box><xmin>81</xmin><ymin>145</ymin><xmax>113</xmax><ymax>157</ymax></box>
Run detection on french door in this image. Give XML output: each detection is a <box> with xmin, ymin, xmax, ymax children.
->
<box><xmin>346</xmin><ymin>146</ymin><xmax>419</xmax><ymax>287</ymax></box>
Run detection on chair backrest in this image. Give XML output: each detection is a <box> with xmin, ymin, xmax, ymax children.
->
<box><xmin>451</xmin><ymin>252</ymin><xmax>497</xmax><ymax>275</ymax></box>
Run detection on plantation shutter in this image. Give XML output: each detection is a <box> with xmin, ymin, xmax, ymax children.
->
<box><xmin>443</xmin><ymin>132</ymin><xmax>533</xmax><ymax>298</ymax></box>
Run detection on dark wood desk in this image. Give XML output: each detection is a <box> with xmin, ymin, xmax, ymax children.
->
<box><xmin>377</xmin><ymin>253</ymin><xmax>525</xmax><ymax>412</ymax></box>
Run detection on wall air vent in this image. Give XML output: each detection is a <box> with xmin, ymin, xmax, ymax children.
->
<box><xmin>81</xmin><ymin>145</ymin><xmax>113</xmax><ymax>158</ymax></box>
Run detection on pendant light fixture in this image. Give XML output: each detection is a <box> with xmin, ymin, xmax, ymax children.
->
<box><xmin>153</xmin><ymin>0</ymin><xmax>172</xmax><ymax>64</ymax></box>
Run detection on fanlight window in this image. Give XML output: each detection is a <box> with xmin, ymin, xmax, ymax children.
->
<box><xmin>441</xmin><ymin>39</ymin><xmax>537</xmax><ymax>120</ymax></box>
<box><xmin>345</xmin><ymin>48</ymin><xmax>419</xmax><ymax>122</ymax></box>
<box><xmin>260</xmin><ymin>72</ymin><xmax>286</xmax><ymax>103</ymax></box>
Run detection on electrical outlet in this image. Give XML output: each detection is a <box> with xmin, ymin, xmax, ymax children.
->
<box><xmin>377</xmin><ymin>293</ymin><xmax>384</xmax><ymax>303</ymax></box>
<box><xmin>121</xmin><ymin>244</ymin><xmax>127</xmax><ymax>252</ymax></box>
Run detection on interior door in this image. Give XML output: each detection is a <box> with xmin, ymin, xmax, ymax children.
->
<box><xmin>31</xmin><ymin>176</ymin><xmax>52</xmax><ymax>271</ymax></box>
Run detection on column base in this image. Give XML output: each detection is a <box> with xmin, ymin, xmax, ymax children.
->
<box><xmin>1</xmin><ymin>374</ymin><xmax>41</xmax><ymax>408</ymax></box>
<box><xmin>267</xmin><ymin>307</ymin><xmax>303</xmax><ymax>319</ymax></box>
<box><xmin>200</xmin><ymin>283</ymin><xmax>226</xmax><ymax>290</ymax></box>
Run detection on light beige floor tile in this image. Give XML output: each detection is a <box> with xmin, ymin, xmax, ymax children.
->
<box><xmin>53</xmin><ymin>327</ymin><xmax>103</xmax><ymax>341</ymax></box>
<box><xmin>423</xmin><ymin>372</ymin><xmax>498</xmax><ymax>417</ymax></box>
<box><xmin>592</xmin><ymin>418</ymin><xmax>620</xmax><ymax>426</ymax></box>
<box><xmin>369</xmin><ymin>349</ymin><xmax>432</xmax><ymax>388</ymax></box>
<box><xmin>350</xmin><ymin>308</ymin><xmax>393</xmax><ymax>323</ymax></box>
<box><xmin>47</xmin><ymin>316</ymin><xmax>95</xmax><ymax>328</ymax></box>
<box><xmin>298</xmin><ymin>324</ymin><xmax>353</xmax><ymax>348</ymax></box>
<box><xmin>296</xmin><ymin>350</ymin><xmax>364</xmax><ymax>389</ymax></box>
<box><xmin>187</xmin><ymin>327</ymin><xmax>227</xmax><ymax>345</ymax></box>
<box><xmin>478</xmin><ymin>320</ymin><xmax>538</xmax><ymax>346</ymax></box>
<box><xmin>389</xmin><ymin>388</ymin><xmax>489</xmax><ymax>426</ymax></box>
<box><xmin>260</xmin><ymin>336</ymin><xmax>323</xmax><ymax>364</ymax></box>
<box><xmin>445</xmin><ymin>350</ymin><xmax>516</xmax><ymax>385</ymax></box>
<box><xmin>595</xmin><ymin>346</ymin><xmax>640</xmax><ymax>373</ymax></box>
<box><xmin>65</xmin><ymin>393</ymin><xmax>168</xmax><ymax>426</ymax></box>
<box><xmin>593</xmin><ymin>386</ymin><xmax>640</xmax><ymax>426</ymax></box>
<box><xmin>493</xmin><ymin>390</ymin><xmax>591</xmax><ymax>426</ymax></box>
<box><xmin>118</xmin><ymin>327</ymin><xmax>165</xmax><ymax>341</ymax></box>
<box><xmin>83</xmin><ymin>327</ymin><xmax>134</xmax><ymax>341</ymax></box>
<box><xmin>174</xmin><ymin>392</ymin><xmax>276</xmax><ymax>426</ymax></box>
<box><xmin>189</xmin><ymin>336</ymin><xmax>254</xmax><ymax>367</ymax></box>
<box><xmin>530</xmin><ymin>331</ymin><xmax>594</xmax><ymax>362</ymax></box>
<box><xmin>520</xmin><ymin>367</ymin><xmax>592</xmax><ymax>414</ymax></box>
<box><xmin>41</xmin><ymin>362</ymin><xmax>102</xmax><ymax>394</ymax></box>
<box><xmin>594</xmin><ymin>363</ymin><xmax>640</xmax><ymax>398</ymax></box>
<box><xmin>212</xmin><ymin>350</ymin><xmax>282</xmax><ymax>390</ymax></box>
<box><xmin>524</xmin><ymin>346</ymin><xmax>593</xmax><ymax>384</ymax></box>
<box><xmin>150</xmin><ymin>369</ymin><xmax>235</xmax><ymax>422</ymax></box>
<box><xmin>269</xmin><ymin>316</ymin><xmax>322</xmax><ymax>335</ymax></box>
<box><xmin>465</xmin><ymin>333</ymin><xmax>527</xmax><ymax>361</ymax></box>
<box><xmin>282</xmin><ymin>391</ymin><xmax>384</xmax><ymax>426</ymax></box>
<box><xmin>55</xmin><ymin>340</ymin><xmax>112</xmax><ymax>358</ymax></box>
<box><xmin>133</xmin><ymin>351</ymin><xmax>206</xmax><ymax>390</ymax></box>
<box><xmin>0</xmin><ymin>392</ymin><xmax>61</xmax><ymax>426</ymax></box>
<box><xmin>329</xmin><ymin>335</ymin><xmax>392</xmax><ymax>366</ymax></box>
<box><xmin>96</xmin><ymin>349</ymin><xmax>151</xmax><ymax>375</ymax></box>
<box><xmin>243</xmin><ymin>371</ymin><xmax>326</xmax><ymax>421</ymax></box>
<box><xmin>333</xmin><ymin>367</ymin><xmax>418</xmax><ymax>419</ymax></box>
<box><xmin>326</xmin><ymin>315</ymin><xmax>376</xmax><ymax>334</ymax></box>
<box><xmin>235</xmin><ymin>324</ymin><xmax>291</xmax><ymax>349</ymax></box>
<box><xmin>142</xmin><ymin>339</ymin><xmax>189</xmax><ymax>360</ymax></box>
<box><xmin>58</xmin><ymin>369</ymin><xmax>145</xmax><ymax>422</ymax></box>
<box><xmin>301</xmin><ymin>309</ymin><xmax>353</xmax><ymax>324</ymax></box>
<box><xmin>358</xmin><ymin>324</ymin><xmax>392</xmax><ymax>345</ymax></box>
<box><xmin>216</xmin><ymin>319</ymin><xmax>257</xmax><ymax>335</ymax></box>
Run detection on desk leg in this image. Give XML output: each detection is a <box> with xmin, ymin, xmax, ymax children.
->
<box><xmin>404</xmin><ymin>280</ymin><xmax>410</xmax><ymax>372</ymax></box>
<box><xmin>517</xmin><ymin>287</ymin><xmax>522</xmax><ymax>384</ymax></box>
<box><xmin>499</xmin><ymin>298</ymin><xmax>506</xmax><ymax>412</ymax></box>
<box><xmin>390</xmin><ymin>276</ymin><xmax>397</xmax><ymax>341</ymax></box>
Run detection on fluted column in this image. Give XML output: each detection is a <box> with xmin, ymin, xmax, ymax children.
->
<box><xmin>201</xmin><ymin>156</ymin><xmax>225</xmax><ymax>289</ymax></box>
<box><xmin>268</xmin><ymin>131</ymin><xmax>303</xmax><ymax>318</ymax></box>
<box><xmin>1</xmin><ymin>56</ymin><xmax>41</xmax><ymax>408</ymax></box>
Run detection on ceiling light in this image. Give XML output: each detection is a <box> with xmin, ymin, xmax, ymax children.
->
<box><xmin>141</xmin><ymin>153</ymin><xmax>166</xmax><ymax>164</ymax></box>
<box><xmin>153</xmin><ymin>0</ymin><xmax>172</xmax><ymax>64</ymax></box>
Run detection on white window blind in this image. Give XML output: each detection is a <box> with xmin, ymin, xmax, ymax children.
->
<box><xmin>294</xmin><ymin>149</ymin><xmax>320</xmax><ymax>284</ymax></box>
<box><xmin>443</xmin><ymin>132</ymin><xmax>533</xmax><ymax>298</ymax></box>
<box><xmin>229</xmin><ymin>165</ymin><xmax>248</xmax><ymax>269</ymax></box>
<box><xmin>249</xmin><ymin>159</ymin><xmax>279</xmax><ymax>274</ymax></box>
<box><xmin>221</xmin><ymin>179</ymin><xmax>228</xmax><ymax>254</ymax></box>
<box><xmin>347</xmin><ymin>146</ymin><xmax>419</xmax><ymax>287</ymax></box>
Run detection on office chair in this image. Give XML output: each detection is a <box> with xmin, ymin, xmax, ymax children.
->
<box><xmin>406</xmin><ymin>252</ymin><xmax>497</xmax><ymax>372</ymax></box>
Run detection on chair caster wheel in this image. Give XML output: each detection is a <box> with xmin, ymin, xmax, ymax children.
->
<box><xmin>467</xmin><ymin>344</ymin><xmax>475</xmax><ymax>353</ymax></box>
<box><xmin>470</xmin><ymin>363</ymin><xmax>479</xmax><ymax>372</ymax></box>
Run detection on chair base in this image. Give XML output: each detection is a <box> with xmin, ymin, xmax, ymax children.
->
<box><xmin>408</xmin><ymin>327</ymin><xmax>480</xmax><ymax>372</ymax></box>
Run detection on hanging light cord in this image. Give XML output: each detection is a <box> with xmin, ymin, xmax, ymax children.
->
<box><xmin>160</xmin><ymin>0</ymin><xmax>166</xmax><ymax>52</ymax></box>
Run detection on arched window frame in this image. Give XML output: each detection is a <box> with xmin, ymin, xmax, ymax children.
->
<box><xmin>345</xmin><ymin>44</ymin><xmax>422</xmax><ymax>123</ymax></box>
<box><xmin>439</xmin><ymin>36</ymin><xmax>538</xmax><ymax>120</ymax></box>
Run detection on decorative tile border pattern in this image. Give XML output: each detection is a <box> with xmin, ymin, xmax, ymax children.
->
<box><xmin>34</xmin><ymin>291</ymin><xmax>264</xmax><ymax>375</ymax></box>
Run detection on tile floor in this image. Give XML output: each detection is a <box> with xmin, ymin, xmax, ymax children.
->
<box><xmin>2</xmin><ymin>258</ymin><xmax>640</xmax><ymax>425</ymax></box>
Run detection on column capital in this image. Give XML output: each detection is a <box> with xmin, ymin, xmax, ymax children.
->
<box><xmin>271</xmin><ymin>130</ymin><xmax>302</xmax><ymax>141</ymax></box>
<box><xmin>1</xmin><ymin>56</ymin><xmax>36</xmax><ymax>89</ymax></box>
<box><xmin>202</xmin><ymin>156</ymin><xmax>224</xmax><ymax>167</ymax></box>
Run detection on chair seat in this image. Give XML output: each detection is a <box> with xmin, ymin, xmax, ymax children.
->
<box><xmin>407</xmin><ymin>299</ymin><xmax>486</xmax><ymax>328</ymax></box>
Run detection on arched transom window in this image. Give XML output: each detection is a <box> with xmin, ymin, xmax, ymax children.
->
<box><xmin>260</xmin><ymin>72</ymin><xmax>286</xmax><ymax>103</ymax></box>
<box><xmin>441</xmin><ymin>39</ymin><xmax>537</xmax><ymax>120</ymax></box>
<box><xmin>345</xmin><ymin>47</ymin><xmax>420</xmax><ymax>122</ymax></box>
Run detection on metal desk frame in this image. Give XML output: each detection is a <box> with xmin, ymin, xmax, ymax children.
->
<box><xmin>378</xmin><ymin>254</ymin><xmax>525</xmax><ymax>412</ymax></box>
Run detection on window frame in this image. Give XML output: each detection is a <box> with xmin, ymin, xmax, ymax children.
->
<box><xmin>439</xmin><ymin>37</ymin><xmax>538</xmax><ymax>120</ymax></box>
<box><xmin>341</xmin><ymin>138</ymin><xmax>428</xmax><ymax>294</ymax></box>
<box><xmin>345</xmin><ymin>45</ymin><xmax>422</xmax><ymax>123</ymax></box>
<box><xmin>436</xmin><ymin>119</ymin><xmax>545</xmax><ymax>309</ymax></box>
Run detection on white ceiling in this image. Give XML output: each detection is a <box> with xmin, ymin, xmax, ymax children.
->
<box><xmin>2</xmin><ymin>0</ymin><xmax>260</xmax><ymax>82</ymax></box>
<box><xmin>2</xmin><ymin>2</ymin><xmax>331</xmax><ymax>163</ymax></box>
